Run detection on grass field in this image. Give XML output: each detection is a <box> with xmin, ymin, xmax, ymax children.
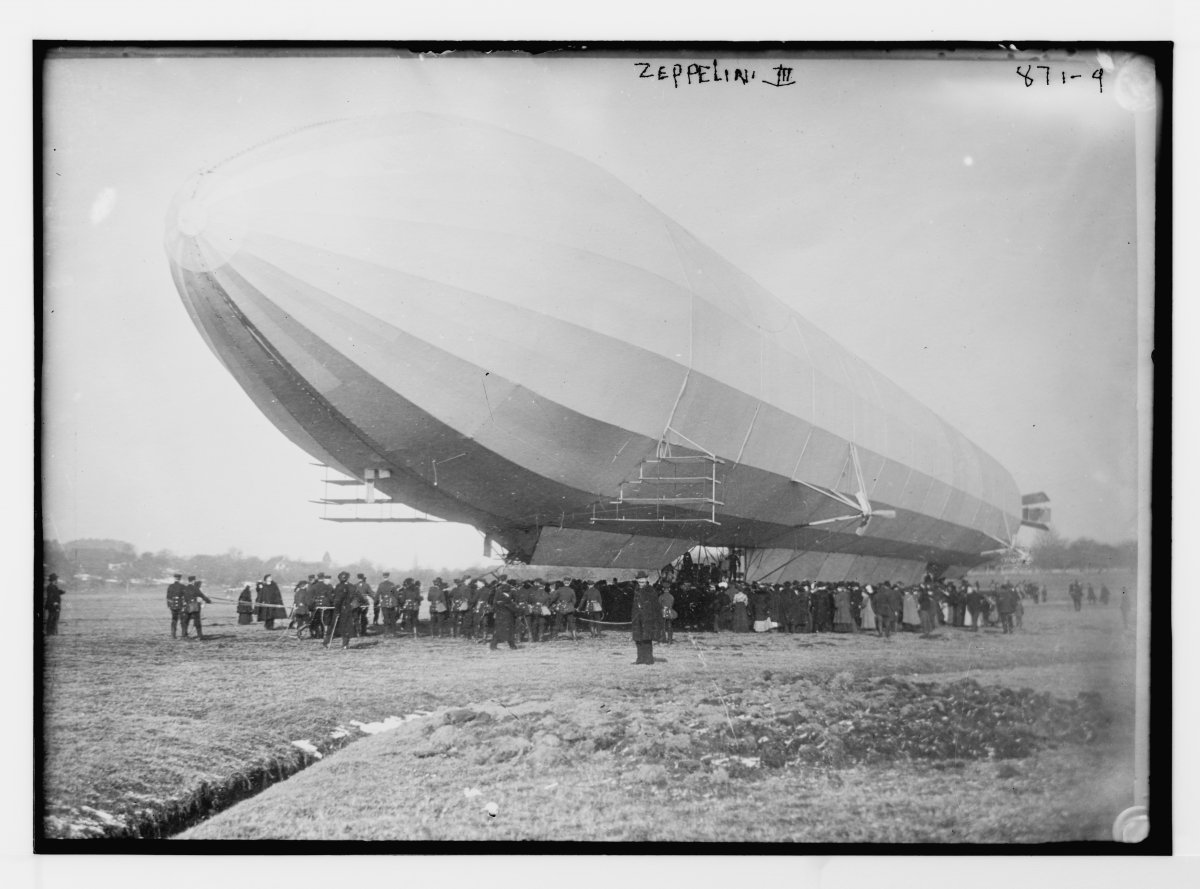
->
<box><xmin>39</xmin><ymin>572</ymin><xmax>1142</xmax><ymax>844</ymax></box>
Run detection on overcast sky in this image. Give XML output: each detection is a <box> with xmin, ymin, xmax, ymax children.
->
<box><xmin>40</xmin><ymin>48</ymin><xmax>1149</xmax><ymax>569</ymax></box>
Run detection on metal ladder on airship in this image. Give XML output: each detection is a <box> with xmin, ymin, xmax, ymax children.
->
<box><xmin>591</xmin><ymin>427</ymin><xmax>724</xmax><ymax>526</ymax></box>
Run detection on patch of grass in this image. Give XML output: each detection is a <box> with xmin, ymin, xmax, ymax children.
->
<box><xmin>40</xmin><ymin>586</ymin><xmax>1139</xmax><ymax>841</ymax></box>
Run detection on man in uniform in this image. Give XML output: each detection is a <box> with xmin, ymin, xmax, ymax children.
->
<box><xmin>310</xmin><ymin>573</ymin><xmax>333</xmax><ymax>638</ymax></box>
<box><xmin>582</xmin><ymin>580</ymin><xmax>604</xmax><ymax>637</ymax></box>
<box><xmin>489</xmin><ymin>582</ymin><xmax>522</xmax><ymax>650</ymax></box>
<box><xmin>513</xmin><ymin>582</ymin><xmax>533</xmax><ymax>643</ymax></box>
<box><xmin>631</xmin><ymin>571</ymin><xmax>661</xmax><ymax>664</ymax></box>
<box><xmin>325</xmin><ymin>571</ymin><xmax>368</xmax><ymax>649</ymax></box>
<box><xmin>376</xmin><ymin>572</ymin><xmax>400</xmax><ymax>637</ymax></box>
<box><xmin>182</xmin><ymin>577</ymin><xmax>213</xmax><ymax>640</ymax></box>
<box><xmin>166</xmin><ymin>573</ymin><xmax>187</xmax><ymax>639</ymax></box>
<box><xmin>44</xmin><ymin>573</ymin><xmax>65</xmax><ymax>635</ymax></box>
<box><xmin>449</xmin><ymin>576</ymin><xmax>472</xmax><ymax>638</ymax></box>
<box><xmin>552</xmin><ymin>579</ymin><xmax>578</xmax><ymax>641</ymax></box>
<box><xmin>401</xmin><ymin>579</ymin><xmax>423</xmax><ymax>637</ymax></box>
<box><xmin>530</xmin><ymin>579</ymin><xmax>552</xmax><ymax>642</ymax></box>
<box><xmin>428</xmin><ymin>578</ymin><xmax>449</xmax><ymax>637</ymax></box>
<box><xmin>355</xmin><ymin>573</ymin><xmax>374</xmax><ymax>636</ymax></box>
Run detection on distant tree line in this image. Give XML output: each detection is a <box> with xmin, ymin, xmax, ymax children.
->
<box><xmin>1027</xmin><ymin>531</ymin><xmax>1137</xmax><ymax>571</ymax></box>
<box><xmin>40</xmin><ymin>538</ymin><xmax>495</xmax><ymax>591</ymax></box>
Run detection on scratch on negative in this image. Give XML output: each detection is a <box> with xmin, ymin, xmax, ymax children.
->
<box><xmin>482</xmin><ymin>374</ymin><xmax>495</xmax><ymax>423</ymax></box>
<box><xmin>612</xmin><ymin>437</ymin><xmax>632</xmax><ymax>463</ymax></box>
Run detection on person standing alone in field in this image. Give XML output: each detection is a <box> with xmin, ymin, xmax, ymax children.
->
<box><xmin>167</xmin><ymin>573</ymin><xmax>187</xmax><ymax>639</ymax></box>
<box><xmin>631</xmin><ymin>571</ymin><xmax>661</xmax><ymax>664</ymax></box>
<box><xmin>43</xmin><ymin>573</ymin><xmax>64</xmax><ymax>635</ymax></box>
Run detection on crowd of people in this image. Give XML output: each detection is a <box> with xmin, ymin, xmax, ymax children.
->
<box><xmin>37</xmin><ymin>566</ymin><xmax>1129</xmax><ymax>647</ymax></box>
<box><xmin>152</xmin><ymin>567</ymin><xmax>1069</xmax><ymax>650</ymax></box>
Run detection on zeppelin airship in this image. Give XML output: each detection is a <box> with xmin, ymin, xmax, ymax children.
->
<box><xmin>164</xmin><ymin>113</ymin><xmax>1039</xmax><ymax>584</ymax></box>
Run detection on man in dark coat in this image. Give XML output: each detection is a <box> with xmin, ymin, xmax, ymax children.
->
<box><xmin>355</xmin><ymin>574</ymin><xmax>374</xmax><ymax>636</ymax></box>
<box><xmin>631</xmin><ymin>571</ymin><xmax>662</xmax><ymax>664</ymax></box>
<box><xmin>166</xmin><ymin>573</ymin><xmax>188</xmax><ymax>639</ymax></box>
<box><xmin>874</xmin><ymin>583</ymin><xmax>900</xmax><ymax>638</ymax></box>
<box><xmin>996</xmin><ymin>584</ymin><xmax>1019</xmax><ymax>634</ymax></box>
<box><xmin>324</xmin><ymin>571</ymin><xmax>367</xmax><ymax>649</ymax></box>
<box><xmin>44</xmin><ymin>573</ymin><xmax>64</xmax><ymax>635</ymax></box>
<box><xmin>258</xmin><ymin>573</ymin><xmax>284</xmax><ymax>629</ymax></box>
<box><xmin>181</xmin><ymin>577</ymin><xmax>213</xmax><ymax>639</ymax></box>
<box><xmin>1069</xmin><ymin>581</ymin><xmax>1083</xmax><ymax>612</ymax></box>
<box><xmin>489</xmin><ymin>582</ymin><xmax>521</xmax><ymax>650</ymax></box>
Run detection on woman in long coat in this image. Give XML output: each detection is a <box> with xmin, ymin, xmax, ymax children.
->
<box><xmin>813</xmin><ymin>584</ymin><xmax>833</xmax><ymax>632</ymax></box>
<box><xmin>257</xmin><ymin>573</ymin><xmax>284</xmax><ymax>629</ymax></box>
<box><xmin>832</xmin><ymin>585</ymin><xmax>855</xmax><ymax>632</ymax></box>
<box><xmin>236</xmin><ymin>585</ymin><xmax>254</xmax><ymax>625</ymax></box>
<box><xmin>631</xmin><ymin>572</ymin><xmax>662</xmax><ymax>664</ymax></box>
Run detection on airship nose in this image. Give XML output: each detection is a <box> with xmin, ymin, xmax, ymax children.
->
<box><xmin>164</xmin><ymin>169</ymin><xmax>248</xmax><ymax>275</ymax></box>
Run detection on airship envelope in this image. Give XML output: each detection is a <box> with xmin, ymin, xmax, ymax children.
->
<box><xmin>164</xmin><ymin>113</ymin><xmax>1022</xmax><ymax>583</ymax></box>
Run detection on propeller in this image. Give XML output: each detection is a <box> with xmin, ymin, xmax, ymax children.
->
<box><xmin>798</xmin><ymin>443</ymin><xmax>896</xmax><ymax>535</ymax></box>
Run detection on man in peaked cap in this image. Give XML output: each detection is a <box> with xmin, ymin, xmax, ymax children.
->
<box><xmin>376</xmin><ymin>572</ymin><xmax>400</xmax><ymax>637</ymax></box>
<box><xmin>309</xmin><ymin>572</ymin><xmax>334</xmax><ymax>639</ymax></box>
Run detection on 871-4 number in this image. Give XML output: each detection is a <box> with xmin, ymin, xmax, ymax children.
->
<box><xmin>1017</xmin><ymin>65</ymin><xmax>1104</xmax><ymax>93</ymax></box>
